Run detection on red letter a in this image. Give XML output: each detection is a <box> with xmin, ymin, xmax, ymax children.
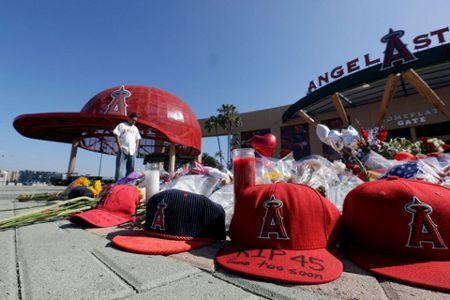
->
<box><xmin>381</xmin><ymin>28</ymin><xmax>417</xmax><ymax>70</ymax></box>
<box><xmin>259</xmin><ymin>195</ymin><xmax>289</xmax><ymax>240</ymax></box>
<box><xmin>151</xmin><ymin>200</ymin><xmax>167</xmax><ymax>230</ymax></box>
<box><xmin>105</xmin><ymin>85</ymin><xmax>132</xmax><ymax>116</ymax></box>
<box><xmin>405</xmin><ymin>197</ymin><xmax>447</xmax><ymax>249</ymax></box>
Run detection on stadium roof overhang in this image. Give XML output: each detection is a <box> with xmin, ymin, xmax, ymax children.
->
<box><xmin>282</xmin><ymin>28</ymin><xmax>450</xmax><ymax>125</ymax></box>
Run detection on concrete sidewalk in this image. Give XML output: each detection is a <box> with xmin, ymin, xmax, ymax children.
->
<box><xmin>0</xmin><ymin>186</ymin><xmax>449</xmax><ymax>299</ymax></box>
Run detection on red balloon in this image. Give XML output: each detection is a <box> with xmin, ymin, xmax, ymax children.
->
<box><xmin>250</xmin><ymin>134</ymin><xmax>277</xmax><ymax>157</ymax></box>
<box><xmin>394</xmin><ymin>152</ymin><xmax>417</xmax><ymax>161</ymax></box>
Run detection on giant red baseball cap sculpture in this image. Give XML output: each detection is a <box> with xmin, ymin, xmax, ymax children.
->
<box><xmin>13</xmin><ymin>85</ymin><xmax>201</xmax><ymax>157</ymax></box>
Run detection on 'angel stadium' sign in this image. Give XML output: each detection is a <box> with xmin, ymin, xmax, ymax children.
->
<box><xmin>307</xmin><ymin>26</ymin><xmax>450</xmax><ymax>93</ymax></box>
<box><xmin>283</xmin><ymin>25</ymin><xmax>450</xmax><ymax>122</ymax></box>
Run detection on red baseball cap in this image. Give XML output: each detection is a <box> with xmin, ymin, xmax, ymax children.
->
<box><xmin>343</xmin><ymin>177</ymin><xmax>450</xmax><ymax>292</ymax></box>
<box><xmin>112</xmin><ymin>189</ymin><xmax>226</xmax><ymax>255</ymax></box>
<box><xmin>216</xmin><ymin>182</ymin><xmax>343</xmax><ymax>284</ymax></box>
<box><xmin>70</xmin><ymin>185</ymin><xmax>140</xmax><ymax>227</ymax></box>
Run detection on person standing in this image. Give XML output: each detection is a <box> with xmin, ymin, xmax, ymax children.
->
<box><xmin>113</xmin><ymin>112</ymin><xmax>142</xmax><ymax>181</ymax></box>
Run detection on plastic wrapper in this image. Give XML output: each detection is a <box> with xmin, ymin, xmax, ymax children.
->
<box><xmin>328</xmin><ymin>171</ymin><xmax>364</xmax><ymax>211</ymax></box>
<box><xmin>160</xmin><ymin>174</ymin><xmax>222</xmax><ymax>197</ymax></box>
<box><xmin>293</xmin><ymin>155</ymin><xmax>363</xmax><ymax>211</ymax></box>
<box><xmin>255</xmin><ymin>157</ymin><xmax>274</xmax><ymax>184</ymax></box>
<box><xmin>361</xmin><ymin>150</ymin><xmax>401</xmax><ymax>173</ymax></box>
<box><xmin>204</xmin><ymin>166</ymin><xmax>230</xmax><ymax>180</ymax></box>
<box><xmin>255</xmin><ymin>155</ymin><xmax>295</xmax><ymax>184</ymax></box>
<box><xmin>293</xmin><ymin>155</ymin><xmax>339</xmax><ymax>188</ymax></box>
<box><xmin>209</xmin><ymin>184</ymin><xmax>234</xmax><ymax>230</ymax></box>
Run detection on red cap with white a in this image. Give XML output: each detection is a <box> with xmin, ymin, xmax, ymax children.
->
<box><xmin>343</xmin><ymin>177</ymin><xmax>450</xmax><ymax>292</ymax></box>
<box><xmin>216</xmin><ymin>182</ymin><xmax>342</xmax><ymax>284</ymax></box>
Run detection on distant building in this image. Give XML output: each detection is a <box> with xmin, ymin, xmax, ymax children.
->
<box><xmin>0</xmin><ymin>170</ymin><xmax>7</xmax><ymax>186</ymax></box>
<box><xmin>7</xmin><ymin>170</ymin><xmax>18</xmax><ymax>184</ymax></box>
<box><xmin>18</xmin><ymin>170</ymin><xmax>58</xmax><ymax>185</ymax></box>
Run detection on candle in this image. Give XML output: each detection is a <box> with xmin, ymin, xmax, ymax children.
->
<box><xmin>232</xmin><ymin>148</ymin><xmax>256</xmax><ymax>196</ymax></box>
<box><xmin>144</xmin><ymin>163</ymin><xmax>160</xmax><ymax>203</ymax></box>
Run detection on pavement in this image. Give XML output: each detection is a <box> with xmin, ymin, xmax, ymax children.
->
<box><xmin>0</xmin><ymin>185</ymin><xmax>449</xmax><ymax>300</ymax></box>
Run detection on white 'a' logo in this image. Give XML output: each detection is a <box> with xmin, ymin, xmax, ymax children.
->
<box><xmin>105</xmin><ymin>85</ymin><xmax>132</xmax><ymax>116</ymax></box>
<box><xmin>404</xmin><ymin>196</ymin><xmax>447</xmax><ymax>249</ymax></box>
<box><xmin>151</xmin><ymin>199</ymin><xmax>167</xmax><ymax>231</ymax></box>
<box><xmin>258</xmin><ymin>195</ymin><xmax>289</xmax><ymax>240</ymax></box>
<box><xmin>380</xmin><ymin>28</ymin><xmax>417</xmax><ymax>70</ymax></box>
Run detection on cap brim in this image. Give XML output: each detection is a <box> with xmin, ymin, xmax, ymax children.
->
<box><xmin>13</xmin><ymin>112</ymin><xmax>200</xmax><ymax>156</ymax></box>
<box><xmin>70</xmin><ymin>208</ymin><xmax>132</xmax><ymax>228</ymax></box>
<box><xmin>111</xmin><ymin>231</ymin><xmax>215</xmax><ymax>255</ymax></box>
<box><xmin>14</xmin><ymin>113</ymin><xmax>129</xmax><ymax>144</ymax></box>
<box><xmin>215</xmin><ymin>242</ymin><xmax>342</xmax><ymax>284</ymax></box>
<box><xmin>347</xmin><ymin>244</ymin><xmax>450</xmax><ymax>292</ymax></box>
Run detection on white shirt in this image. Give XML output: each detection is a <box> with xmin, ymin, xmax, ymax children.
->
<box><xmin>113</xmin><ymin>122</ymin><xmax>142</xmax><ymax>155</ymax></box>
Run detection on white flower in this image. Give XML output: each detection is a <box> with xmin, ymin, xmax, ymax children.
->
<box><xmin>333</xmin><ymin>160</ymin><xmax>346</xmax><ymax>173</ymax></box>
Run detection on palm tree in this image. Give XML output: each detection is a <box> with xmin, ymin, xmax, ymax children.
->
<box><xmin>201</xmin><ymin>153</ymin><xmax>221</xmax><ymax>169</ymax></box>
<box><xmin>217</xmin><ymin>104</ymin><xmax>242</xmax><ymax>168</ymax></box>
<box><xmin>204</xmin><ymin>115</ymin><xmax>224</xmax><ymax>166</ymax></box>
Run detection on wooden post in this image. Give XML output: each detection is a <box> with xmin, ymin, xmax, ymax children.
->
<box><xmin>297</xmin><ymin>110</ymin><xmax>317</xmax><ymax>128</ymax></box>
<box><xmin>410</xmin><ymin>127</ymin><xmax>418</xmax><ymax>141</ymax></box>
<box><xmin>168</xmin><ymin>143</ymin><xmax>176</xmax><ymax>175</ymax></box>
<box><xmin>402</xmin><ymin>69</ymin><xmax>450</xmax><ymax>120</ymax></box>
<box><xmin>155</xmin><ymin>138</ymin><xmax>165</xmax><ymax>153</ymax></box>
<box><xmin>67</xmin><ymin>140</ymin><xmax>79</xmax><ymax>176</ymax></box>
<box><xmin>377</xmin><ymin>73</ymin><xmax>401</xmax><ymax>127</ymax></box>
<box><xmin>331</xmin><ymin>93</ymin><xmax>349</xmax><ymax>126</ymax></box>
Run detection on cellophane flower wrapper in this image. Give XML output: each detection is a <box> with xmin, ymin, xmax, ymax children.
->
<box><xmin>255</xmin><ymin>155</ymin><xmax>295</xmax><ymax>184</ymax></box>
<box><xmin>293</xmin><ymin>155</ymin><xmax>339</xmax><ymax>191</ymax></box>
<box><xmin>160</xmin><ymin>174</ymin><xmax>222</xmax><ymax>197</ymax></box>
<box><xmin>328</xmin><ymin>171</ymin><xmax>364</xmax><ymax>211</ymax></box>
<box><xmin>361</xmin><ymin>150</ymin><xmax>402</xmax><ymax>173</ymax></box>
<box><xmin>210</xmin><ymin>184</ymin><xmax>234</xmax><ymax>230</ymax></box>
<box><xmin>204</xmin><ymin>166</ymin><xmax>229</xmax><ymax>180</ymax></box>
<box><xmin>255</xmin><ymin>157</ymin><xmax>275</xmax><ymax>184</ymax></box>
<box><xmin>293</xmin><ymin>155</ymin><xmax>363</xmax><ymax>211</ymax></box>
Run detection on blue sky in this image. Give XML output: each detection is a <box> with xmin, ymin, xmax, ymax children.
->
<box><xmin>1</xmin><ymin>0</ymin><xmax>449</xmax><ymax>177</ymax></box>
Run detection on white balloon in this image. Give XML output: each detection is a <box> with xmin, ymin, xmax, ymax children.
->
<box><xmin>316</xmin><ymin>124</ymin><xmax>331</xmax><ymax>145</ymax></box>
<box><xmin>328</xmin><ymin>130</ymin><xmax>344</xmax><ymax>152</ymax></box>
<box><xmin>342</xmin><ymin>126</ymin><xmax>361</xmax><ymax>150</ymax></box>
<box><xmin>346</xmin><ymin>125</ymin><xmax>359</xmax><ymax>136</ymax></box>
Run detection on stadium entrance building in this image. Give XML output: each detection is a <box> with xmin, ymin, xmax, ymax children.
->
<box><xmin>200</xmin><ymin>26</ymin><xmax>450</xmax><ymax>160</ymax></box>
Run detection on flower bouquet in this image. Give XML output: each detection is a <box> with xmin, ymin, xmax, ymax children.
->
<box><xmin>0</xmin><ymin>196</ymin><xmax>100</xmax><ymax>229</ymax></box>
<box><xmin>16</xmin><ymin>176</ymin><xmax>103</xmax><ymax>202</ymax></box>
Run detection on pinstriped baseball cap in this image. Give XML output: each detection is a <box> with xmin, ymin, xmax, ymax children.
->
<box><xmin>112</xmin><ymin>189</ymin><xmax>226</xmax><ymax>255</ymax></box>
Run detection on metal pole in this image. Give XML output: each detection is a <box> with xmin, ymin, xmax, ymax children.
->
<box><xmin>168</xmin><ymin>143</ymin><xmax>176</xmax><ymax>176</ymax></box>
<box><xmin>98</xmin><ymin>153</ymin><xmax>103</xmax><ymax>177</ymax></box>
<box><xmin>67</xmin><ymin>140</ymin><xmax>79</xmax><ymax>176</ymax></box>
